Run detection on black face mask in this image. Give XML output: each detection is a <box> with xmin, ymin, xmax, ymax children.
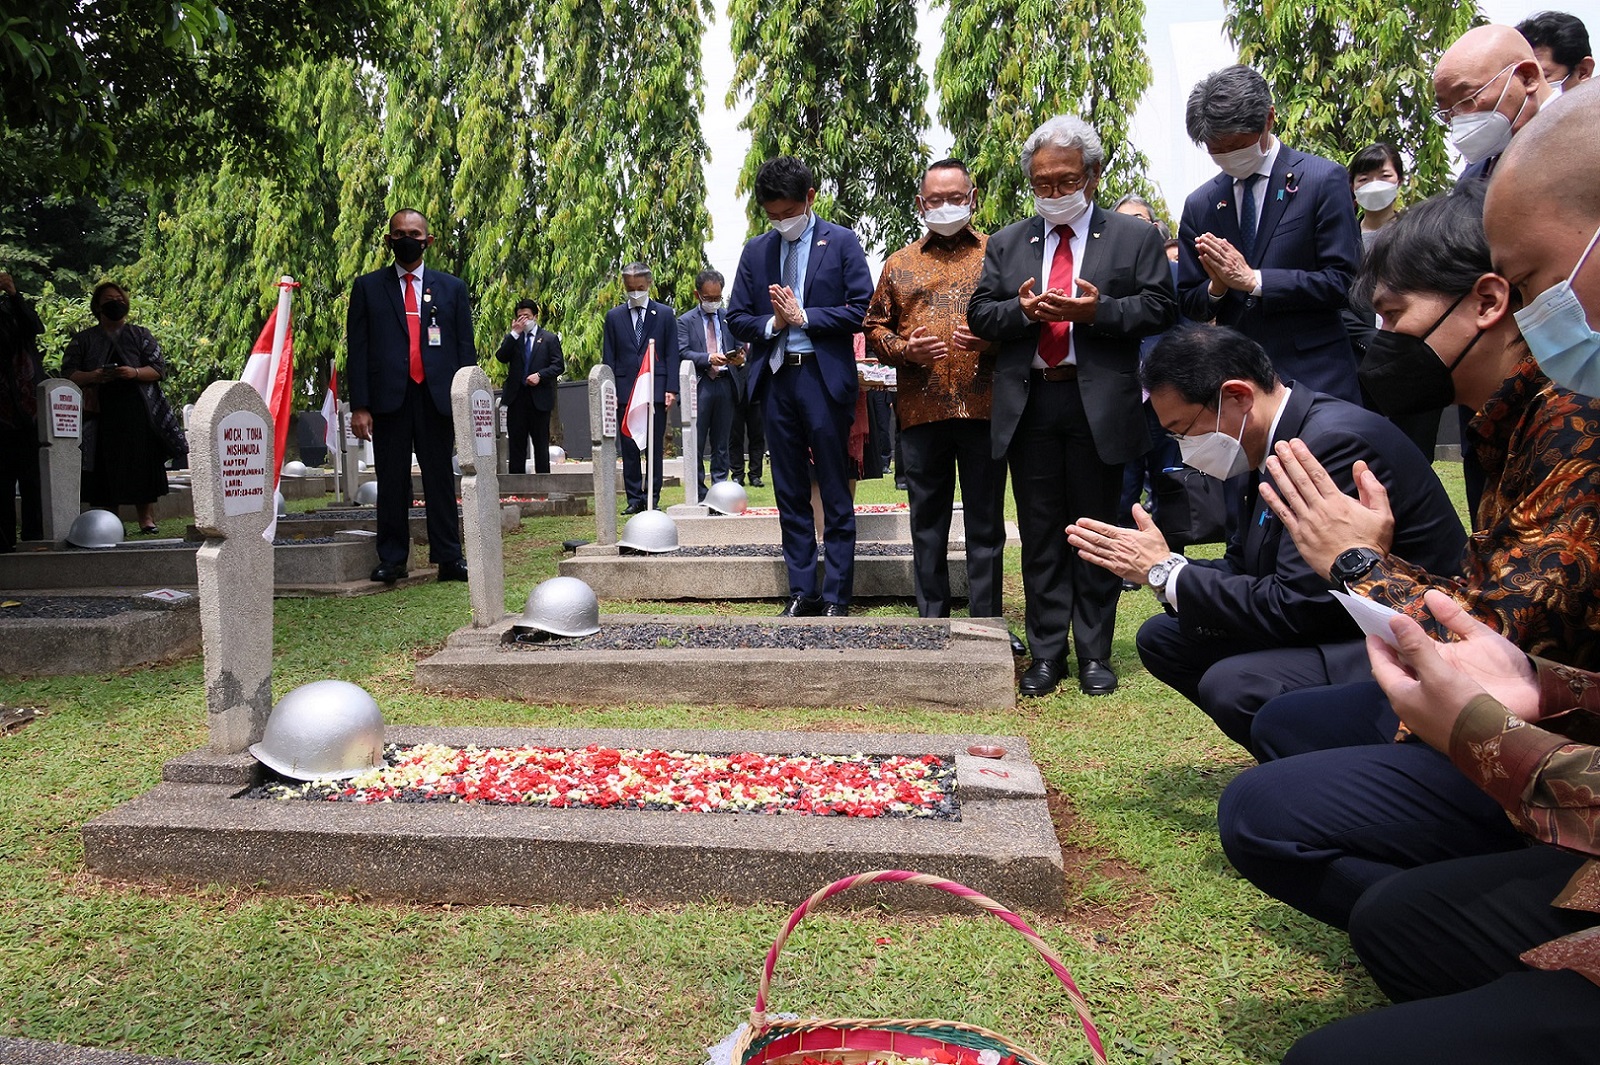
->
<box><xmin>99</xmin><ymin>299</ymin><xmax>129</xmax><ymax>323</ymax></box>
<box><xmin>387</xmin><ymin>235</ymin><xmax>427</xmax><ymax>264</ymax></box>
<box><xmin>1357</xmin><ymin>292</ymin><xmax>1484</xmax><ymax>417</ymax></box>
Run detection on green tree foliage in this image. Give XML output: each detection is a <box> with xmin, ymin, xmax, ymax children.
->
<box><xmin>935</xmin><ymin>0</ymin><xmax>1161</xmax><ymax>229</ymax></box>
<box><xmin>727</xmin><ymin>0</ymin><xmax>930</xmax><ymax>254</ymax></box>
<box><xmin>1224</xmin><ymin>0</ymin><xmax>1483</xmax><ymax>200</ymax></box>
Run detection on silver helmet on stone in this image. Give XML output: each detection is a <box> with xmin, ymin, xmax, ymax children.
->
<box><xmin>548</xmin><ymin>445</ymin><xmax>566</xmax><ymax>465</ymax></box>
<box><xmin>274</xmin><ymin>489</ymin><xmax>288</xmax><ymax>518</ymax></box>
<box><xmin>514</xmin><ymin>576</ymin><xmax>601</xmax><ymax>637</ymax></box>
<box><xmin>703</xmin><ymin>480</ymin><xmax>749</xmax><ymax>516</ymax></box>
<box><xmin>618</xmin><ymin>509</ymin><xmax>678</xmax><ymax>553</ymax></box>
<box><xmin>249</xmin><ymin>680</ymin><xmax>386</xmax><ymax>781</ymax></box>
<box><xmin>282</xmin><ymin>460</ymin><xmax>308</xmax><ymax>478</ymax></box>
<box><xmin>355</xmin><ymin>480</ymin><xmax>379</xmax><ymax>505</ymax></box>
<box><xmin>65</xmin><ymin>509</ymin><xmax>124</xmax><ymax>549</ymax></box>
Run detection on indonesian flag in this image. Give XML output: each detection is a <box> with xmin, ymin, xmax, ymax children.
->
<box><xmin>621</xmin><ymin>338</ymin><xmax>655</xmax><ymax>446</ymax></box>
<box><xmin>240</xmin><ymin>306</ymin><xmax>295</xmax><ymax>489</ymax></box>
<box><xmin>321</xmin><ymin>365</ymin><xmax>339</xmax><ymax>454</ymax></box>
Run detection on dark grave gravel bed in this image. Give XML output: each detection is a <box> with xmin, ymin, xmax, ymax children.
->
<box><xmin>653</xmin><ymin>543</ymin><xmax>918</xmax><ymax>558</ymax></box>
<box><xmin>270</xmin><ymin>535</ymin><xmax>343</xmax><ymax>545</ymax></box>
<box><xmin>509</xmin><ymin>621</ymin><xmax>948</xmax><ymax>651</ymax></box>
<box><xmin>291</xmin><ymin>508</ymin><xmax>422</xmax><ymax>519</ymax></box>
<box><xmin>0</xmin><ymin>595</ymin><xmax>146</xmax><ymax>619</ymax></box>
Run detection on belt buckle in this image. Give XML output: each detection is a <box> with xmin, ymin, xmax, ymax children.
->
<box><xmin>783</xmin><ymin>352</ymin><xmax>803</xmax><ymax>366</ymax></box>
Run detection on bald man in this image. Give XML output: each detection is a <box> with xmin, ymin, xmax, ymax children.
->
<box><xmin>1435</xmin><ymin>24</ymin><xmax>1556</xmax><ymax>183</ymax></box>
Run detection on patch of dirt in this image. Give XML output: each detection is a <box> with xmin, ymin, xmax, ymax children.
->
<box><xmin>0</xmin><ymin>704</ymin><xmax>41</xmax><ymax>735</ymax></box>
<box><xmin>1047</xmin><ymin>788</ymin><xmax>1158</xmax><ymax>937</ymax></box>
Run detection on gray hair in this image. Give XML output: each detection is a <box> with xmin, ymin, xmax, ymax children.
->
<box><xmin>1113</xmin><ymin>193</ymin><xmax>1155</xmax><ymax>215</ymax></box>
<box><xmin>621</xmin><ymin>261</ymin><xmax>652</xmax><ymax>280</ymax></box>
<box><xmin>1020</xmin><ymin>115</ymin><xmax>1105</xmax><ymax>179</ymax></box>
<box><xmin>1185</xmin><ymin>65</ymin><xmax>1273</xmax><ymax>145</ymax></box>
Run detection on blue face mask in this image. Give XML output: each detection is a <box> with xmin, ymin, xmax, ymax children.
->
<box><xmin>1515</xmin><ymin>219</ymin><xmax>1600</xmax><ymax>397</ymax></box>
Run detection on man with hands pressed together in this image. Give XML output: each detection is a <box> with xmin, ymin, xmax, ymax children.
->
<box><xmin>494</xmin><ymin>298</ymin><xmax>564</xmax><ymax>475</ymax></box>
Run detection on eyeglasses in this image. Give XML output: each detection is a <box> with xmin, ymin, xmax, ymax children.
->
<box><xmin>1432</xmin><ymin>62</ymin><xmax>1515</xmax><ymax>125</ymax></box>
<box><xmin>1165</xmin><ymin>403</ymin><xmax>1214</xmax><ymax>442</ymax></box>
<box><xmin>920</xmin><ymin>192</ymin><xmax>972</xmax><ymax>208</ymax></box>
<box><xmin>1028</xmin><ymin>174</ymin><xmax>1090</xmax><ymax>198</ymax></box>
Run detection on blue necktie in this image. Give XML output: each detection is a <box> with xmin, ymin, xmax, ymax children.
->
<box><xmin>1238</xmin><ymin>174</ymin><xmax>1262</xmax><ymax>261</ymax></box>
<box><xmin>771</xmin><ymin>239</ymin><xmax>801</xmax><ymax>371</ymax></box>
<box><xmin>633</xmin><ymin>308</ymin><xmax>644</xmax><ymax>347</ymax></box>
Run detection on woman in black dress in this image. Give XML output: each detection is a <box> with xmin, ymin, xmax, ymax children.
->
<box><xmin>62</xmin><ymin>282</ymin><xmax>174</xmax><ymax>533</ymax></box>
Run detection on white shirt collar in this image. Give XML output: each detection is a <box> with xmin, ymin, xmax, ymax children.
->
<box><xmin>1259</xmin><ymin>384</ymin><xmax>1293</xmax><ymax>472</ymax></box>
<box><xmin>393</xmin><ymin>261</ymin><xmax>425</xmax><ymax>283</ymax></box>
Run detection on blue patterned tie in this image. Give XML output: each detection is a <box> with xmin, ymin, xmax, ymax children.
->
<box><xmin>771</xmin><ymin>238</ymin><xmax>802</xmax><ymax>371</ymax></box>
<box><xmin>633</xmin><ymin>308</ymin><xmax>644</xmax><ymax>347</ymax></box>
<box><xmin>1238</xmin><ymin>174</ymin><xmax>1262</xmax><ymax>262</ymax></box>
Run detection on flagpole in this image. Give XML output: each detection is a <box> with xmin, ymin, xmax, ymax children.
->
<box><xmin>266</xmin><ymin>275</ymin><xmax>296</xmax><ymax>466</ymax></box>
<box><xmin>646</xmin><ymin>338</ymin><xmax>656</xmax><ymax>510</ymax></box>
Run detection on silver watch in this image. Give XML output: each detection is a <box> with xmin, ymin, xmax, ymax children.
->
<box><xmin>1147</xmin><ymin>553</ymin><xmax>1185</xmax><ymax>594</ymax></box>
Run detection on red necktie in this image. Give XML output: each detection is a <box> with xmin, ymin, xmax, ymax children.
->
<box><xmin>404</xmin><ymin>272</ymin><xmax>424</xmax><ymax>383</ymax></box>
<box><xmin>1038</xmin><ymin>224</ymin><xmax>1074</xmax><ymax>367</ymax></box>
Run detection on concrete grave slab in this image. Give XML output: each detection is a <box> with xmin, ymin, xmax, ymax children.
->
<box><xmin>559</xmin><ymin>544</ymin><xmax>966</xmax><ymax>600</ymax></box>
<box><xmin>415</xmin><ymin>613</ymin><xmax>1014</xmax><ymax>710</ymax></box>
<box><xmin>0</xmin><ymin>592</ymin><xmax>201</xmax><ymax>677</ymax></box>
<box><xmin>0</xmin><ymin>1036</ymin><xmax>218</xmax><ymax>1065</ymax></box>
<box><xmin>194</xmin><ymin>503</ymin><xmax>525</xmax><ymax>544</ymax></box>
<box><xmin>82</xmin><ymin>727</ymin><xmax>1061</xmax><ymax>913</ymax></box>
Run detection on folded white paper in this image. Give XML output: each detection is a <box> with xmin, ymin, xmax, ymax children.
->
<box><xmin>1331</xmin><ymin>589</ymin><xmax>1401</xmax><ymax>648</ymax></box>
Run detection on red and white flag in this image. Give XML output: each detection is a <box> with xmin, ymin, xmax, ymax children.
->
<box><xmin>239</xmin><ymin>277</ymin><xmax>298</xmax><ymax>539</ymax></box>
<box><xmin>320</xmin><ymin>364</ymin><xmax>340</xmax><ymax>454</ymax></box>
<box><xmin>621</xmin><ymin>338</ymin><xmax>655</xmax><ymax>446</ymax></box>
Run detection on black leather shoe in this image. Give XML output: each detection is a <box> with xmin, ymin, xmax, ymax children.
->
<box><xmin>822</xmin><ymin>603</ymin><xmax>849</xmax><ymax>617</ymax></box>
<box><xmin>1079</xmin><ymin>658</ymin><xmax>1118</xmax><ymax>696</ymax></box>
<box><xmin>749</xmin><ymin>477</ymin><xmax>764</xmax><ymax>487</ymax></box>
<box><xmin>371</xmin><ymin>564</ymin><xmax>406</xmax><ymax>584</ymax></box>
<box><xmin>1009</xmin><ymin>632</ymin><xmax>1027</xmax><ymax>657</ymax></box>
<box><xmin>622</xmin><ymin>502</ymin><xmax>646</xmax><ymax>515</ymax></box>
<box><xmin>437</xmin><ymin>560</ymin><xmax>470</xmax><ymax>582</ymax></box>
<box><xmin>1019</xmin><ymin>659</ymin><xmax>1064</xmax><ymax>697</ymax></box>
<box><xmin>778</xmin><ymin>594</ymin><xmax>823</xmax><ymax>617</ymax></box>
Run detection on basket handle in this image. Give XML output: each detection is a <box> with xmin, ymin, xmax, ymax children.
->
<box><xmin>750</xmin><ymin>869</ymin><xmax>1107</xmax><ymax>1064</ymax></box>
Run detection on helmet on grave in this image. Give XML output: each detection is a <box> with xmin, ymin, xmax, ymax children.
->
<box><xmin>274</xmin><ymin>489</ymin><xmax>287</xmax><ymax>518</ymax></box>
<box><xmin>618</xmin><ymin>509</ymin><xmax>678</xmax><ymax>553</ymax></box>
<box><xmin>514</xmin><ymin>576</ymin><xmax>601</xmax><ymax>637</ymax></box>
<box><xmin>65</xmin><ymin>509</ymin><xmax>124</xmax><ymax>549</ymax></box>
<box><xmin>282</xmin><ymin>460</ymin><xmax>308</xmax><ymax>478</ymax></box>
<box><xmin>703</xmin><ymin>480</ymin><xmax>748</xmax><ymax>516</ymax></box>
<box><xmin>249</xmin><ymin>680</ymin><xmax>386</xmax><ymax>781</ymax></box>
<box><xmin>355</xmin><ymin>481</ymin><xmax>379</xmax><ymax>505</ymax></box>
<box><xmin>548</xmin><ymin>445</ymin><xmax>566</xmax><ymax>465</ymax></box>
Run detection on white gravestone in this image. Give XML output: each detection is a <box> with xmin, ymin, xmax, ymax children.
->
<box><xmin>452</xmin><ymin>367</ymin><xmax>506</xmax><ymax>628</ymax></box>
<box><xmin>190</xmin><ymin>381</ymin><xmax>276</xmax><ymax>753</ymax></box>
<box><xmin>35</xmin><ymin>379</ymin><xmax>83</xmax><ymax>542</ymax></box>
<box><xmin>590</xmin><ymin>364</ymin><xmax>618</xmax><ymax>546</ymax></box>
<box><xmin>678</xmin><ymin>358</ymin><xmax>698</xmax><ymax>505</ymax></box>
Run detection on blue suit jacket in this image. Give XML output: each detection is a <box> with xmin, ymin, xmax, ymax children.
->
<box><xmin>726</xmin><ymin>217</ymin><xmax>875</xmax><ymax>407</ymax></box>
<box><xmin>602</xmin><ymin>300</ymin><xmax>679</xmax><ymax>404</ymax></box>
<box><xmin>1177</xmin><ymin>145</ymin><xmax>1363</xmax><ymax>401</ymax></box>
<box><xmin>346</xmin><ymin>265</ymin><xmax>477</xmax><ymax>416</ymax></box>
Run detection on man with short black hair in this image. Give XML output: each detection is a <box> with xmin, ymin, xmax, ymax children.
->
<box><xmin>1517</xmin><ymin>9</ymin><xmax>1593</xmax><ymax>94</ymax></box>
<box><xmin>495</xmin><ymin>298</ymin><xmax>564</xmax><ymax>475</ymax></box>
<box><xmin>602</xmin><ymin>261</ymin><xmax>678</xmax><ymax>514</ymax></box>
<box><xmin>678</xmin><ymin>267</ymin><xmax>745</xmax><ymax>500</ymax></box>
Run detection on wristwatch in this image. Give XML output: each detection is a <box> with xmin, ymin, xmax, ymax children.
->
<box><xmin>1147</xmin><ymin>553</ymin><xmax>1186</xmax><ymax>596</ymax></box>
<box><xmin>1330</xmin><ymin>546</ymin><xmax>1384</xmax><ymax>588</ymax></box>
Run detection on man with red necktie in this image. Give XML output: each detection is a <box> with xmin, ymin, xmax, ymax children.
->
<box><xmin>968</xmin><ymin>115</ymin><xmax>1176</xmax><ymax>696</ymax></box>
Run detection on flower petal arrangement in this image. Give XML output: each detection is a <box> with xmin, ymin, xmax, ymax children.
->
<box><xmin>254</xmin><ymin>744</ymin><xmax>957</xmax><ymax>818</ymax></box>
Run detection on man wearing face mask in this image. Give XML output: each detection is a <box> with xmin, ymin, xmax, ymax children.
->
<box><xmin>602</xmin><ymin>261</ymin><xmax>678</xmax><ymax>514</ymax></box>
<box><xmin>1435</xmin><ymin>25</ymin><xmax>1556</xmax><ymax>186</ymax></box>
<box><xmin>346</xmin><ymin>208</ymin><xmax>478</xmax><ymax>584</ymax></box>
<box><xmin>726</xmin><ymin>156</ymin><xmax>874</xmax><ymax>618</ymax></box>
<box><xmin>1065</xmin><ymin>323</ymin><xmax>1463</xmax><ymax>751</ymax></box>
<box><xmin>863</xmin><ymin>158</ymin><xmax>1009</xmax><ymax>626</ymax></box>
<box><xmin>494</xmin><ymin>298</ymin><xmax>564</xmax><ymax>475</ymax></box>
<box><xmin>967</xmin><ymin>115</ymin><xmax>1176</xmax><ymax>696</ymax></box>
<box><xmin>1519</xmin><ymin>10</ymin><xmax>1593</xmax><ymax>98</ymax></box>
<box><xmin>678</xmin><ymin>268</ymin><xmax>745</xmax><ymax>501</ymax></box>
<box><xmin>1177</xmin><ymin>66</ymin><xmax>1364</xmax><ymax>404</ymax></box>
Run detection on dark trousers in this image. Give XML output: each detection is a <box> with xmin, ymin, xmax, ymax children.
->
<box><xmin>506</xmin><ymin>396</ymin><xmax>552</xmax><ymax>474</ymax></box>
<box><xmin>1118</xmin><ymin>401</ymin><xmax>1180</xmax><ymax>527</ymax></box>
<box><xmin>619</xmin><ymin>401</ymin><xmax>666</xmax><ymax>509</ymax></box>
<box><xmin>1010</xmin><ymin>376</ymin><xmax>1123</xmax><ymax>664</ymax></box>
<box><xmin>1135</xmin><ymin>616</ymin><xmax>1370</xmax><ymax>754</ymax></box>
<box><xmin>1250</xmin><ymin>679</ymin><xmax>1397</xmax><ymax>760</ymax></box>
<box><xmin>0</xmin><ymin>424</ymin><xmax>42</xmax><ymax>551</ymax></box>
<box><xmin>868</xmin><ymin>389</ymin><xmax>894</xmax><ymax>475</ymax></box>
<box><xmin>729</xmin><ymin>396</ymin><xmax>765</xmax><ymax>483</ymax></box>
<box><xmin>1284</xmin><ymin>847</ymin><xmax>1600</xmax><ymax>1064</ymax></box>
<box><xmin>696</xmin><ymin>373</ymin><xmax>736</xmax><ymax>499</ymax></box>
<box><xmin>764</xmin><ymin>358</ymin><xmax>855</xmax><ymax>605</ymax></box>
<box><xmin>371</xmin><ymin>378</ymin><xmax>462</xmax><ymax>568</ymax></box>
<box><xmin>899</xmin><ymin>418</ymin><xmax>1006</xmax><ymax>618</ymax></box>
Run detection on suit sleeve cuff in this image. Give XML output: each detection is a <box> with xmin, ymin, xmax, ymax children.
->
<box><xmin>1250</xmin><ymin>271</ymin><xmax>1263</xmax><ymax>297</ymax></box>
<box><xmin>1157</xmin><ymin>559</ymin><xmax>1190</xmax><ymax>611</ymax></box>
<box><xmin>765</xmin><ymin>317</ymin><xmax>779</xmax><ymax>339</ymax></box>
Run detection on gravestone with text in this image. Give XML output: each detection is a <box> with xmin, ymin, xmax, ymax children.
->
<box><xmin>35</xmin><ymin>379</ymin><xmax>83</xmax><ymax>541</ymax></box>
<box><xmin>189</xmin><ymin>381</ymin><xmax>275</xmax><ymax>753</ymax></box>
<box><xmin>589</xmin><ymin>364</ymin><xmax>618</xmax><ymax>546</ymax></box>
<box><xmin>678</xmin><ymin>359</ymin><xmax>698</xmax><ymax>504</ymax></box>
<box><xmin>453</xmin><ymin>366</ymin><xmax>506</xmax><ymax>628</ymax></box>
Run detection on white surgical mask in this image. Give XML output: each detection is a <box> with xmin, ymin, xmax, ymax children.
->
<box><xmin>1210</xmin><ymin>139</ymin><xmax>1268</xmax><ymax>180</ymax></box>
<box><xmin>1179</xmin><ymin>391</ymin><xmax>1251</xmax><ymax>481</ymax></box>
<box><xmin>1449</xmin><ymin>66</ymin><xmax>1528</xmax><ymax>165</ymax></box>
<box><xmin>1034</xmin><ymin>191</ymin><xmax>1087</xmax><ymax>227</ymax></box>
<box><xmin>1354</xmin><ymin>180</ymin><xmax>1399</xmax><ymax>212</ymax></box>
<box><xmin>626</xmin><ymin>289</ymin><xmax>649</xmax><ymax>309</ymax></box>
<box><xmin>699</xmin><ymin>299</ymin><xmax>722</xmax><ymax>314</ymax></box>
<box><xmin>772</xmin><ymin>212</ymin><xmax>809</xmax><ymax>241</ymax></box>
<box><xmin>1516</xmin><ymin>219</ymin><xmax>1600</xmax><ymax>397</ymax></box>
<box><xmin>923</xmin><ymin>203</ymin><xmax>972</xmax><ymax>236</ymax></box>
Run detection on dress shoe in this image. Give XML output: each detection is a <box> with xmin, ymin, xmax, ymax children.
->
<box><xmin>370</xmin><ymin>563</ymin><xmax>406</xmax><ymax>584</ymax></box>
<box><xmin>622</xmin><ymin>502</ymin><xmax>646</xmax><ymax>515</ymax></box>
<box><xmin>778</xmin><ymin>593</ymin><xmax>823</xmax><ymax>617</ymax></box>
<box><xmin>1078</xmin><ymin>658</ymin><xmax>1118</xmax><ymax>696</ymax></box>
<box><xmin>1121</xmin><ymin>579</ymin><xmax>1140</xmax><ymax>594</ymax></box>
<box><xmin>437</xmin><ymin>559</ymin><xmax>470</xmax><ymax>582</ymax></box>
<box><xmin>822</xmin><ymin>603</ymin><xmax>849</xmax><ymax>617</ymax></box>
<box><xmin>749</xmin><ymin>477</ymin><xmax>764</xmax><ymax>487</ymax></box>
<box><xmin>1009</xmin><ymin>632</ymin><xmax>1028</xmax><ymax>657</ymax></box>
<box><xmin>1018</xmin><ymin>659</ymin><xmax>1065</xmax><ymax>697</ymax></box>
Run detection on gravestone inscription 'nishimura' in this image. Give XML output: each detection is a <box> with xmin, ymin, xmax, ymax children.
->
<box><xmin>35</xmin><ymin>379</ymin><xmax>83</xmax><ymax>542</ymax></box>
<box><xmin>589</xmin><ymin>364</ymin><xmax>618</xmax><ymax>546</ymax></box>
<box><xmin>454</xmin><ymin>366</ymin><xmax>506</xmax><ymax>628</ymax></box>
<box><xmin>190</xmin><ymin>381</ymin><xmax>276</xmax><ymax>752</ymax></box>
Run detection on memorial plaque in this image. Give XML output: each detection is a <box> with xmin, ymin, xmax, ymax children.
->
<box><xmin>48</xmin><ymin>385</ymin><xmax>81</xmax><ymax>439</ymax></box>
<box><xmin>471</xmin><ymin>388</ymin><xmax>496</xmax><ymax>457</ymax></box>
<box><xmin>600</xmin><ymin>379</ymin><xmax>618</xmax><ymax>439</ymax></box>
<box><xmin>216</xmin><ymin>410</ymin><xmax>269</xmax><ymax>516</ymax></box>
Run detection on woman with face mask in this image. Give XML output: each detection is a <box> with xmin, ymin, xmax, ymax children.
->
<box><xmin>1347</xmin><ymin>143</ymin><xmax>1406</xmax><ymax>249</ymax></box>
<box><xmin>62</xmin><ymin>282</ymin><xmax>185</xmax><ymax>533</ymax></box>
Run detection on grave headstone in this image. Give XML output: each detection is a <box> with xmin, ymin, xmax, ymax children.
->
<box><xmin>678</xmin><ymin>358</ymin><xmax>698</xmax><ymax>505</ymax></box>
<box><xmin>35</xmin><ymin>379</ymin><xmax>83</xmax><ymax>542</ymax></box>
<box><xmin>453</xmin><ymin>366</ymin><xmax>506</xmax><ymax>627</ymax></box>
<box><xmin>189</xmin><ymin>381</ymin><xmax>275</xmax><ymax>753</ymax></box>
<box><xmin>589</xmin><ymin>364</ymin><xmax>618</xmax><ymax>546</ymax></box>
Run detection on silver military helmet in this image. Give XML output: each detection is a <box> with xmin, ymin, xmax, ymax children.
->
<box><xmin>548</xmin><ymin>445</ymin><xmax>566</xmax><ymax>465</ymax></box>
<box><xmin>282</xmin><ymin>460</ymin><xmax>308</xmax><ymax>478</ymax></box>
<box><xmin>618</xmin><ymin>509</ymin><xmax>678</xmax><ymax>553</ymax></box>
<box><xmin>274</xmin><ymin>489</ymin><xmax>288</xmax><ymax>518</ymax></box>
<box><xmin>514</xmin><ymin>576</ymin><xmax>601</xmax><ymax>637</ymax></box>
<box><xmin>703</xmin><ymin>480</ymin><xmax>748</xmax><ymax>516</ymax></box>
<box><xmin>249</xmin><ymin>679</ymin><xmax>386</xmax><ymax>781</ymax></box>
<box><xmin>355</xmin><ymin>480</ymin><xmax>379</xmax><ymax>505</ymax></box>
<box><xmin>65</xmin><ymin>509</ymin><xmax>125</xmax><ymax>549</ymax></box>
<box><xmin>452</xmin><ymin>454</ymin><xmax>462</xmax><ymax>476</ymax></box>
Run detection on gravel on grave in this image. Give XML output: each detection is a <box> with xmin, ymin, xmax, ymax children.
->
<box><xmin>0</xmin><ymin>596</ymin><xmax>149</xmax><ymax>619</ymax></box>
<box><xmin>511</xmin><ymin>621</ymin><xmax>949</xmax><ymax>651</ymax></box>
<box><xmin>643</xmin><ymin>543</ymin><xmax>935</xmax><ymax>558</ymax></box>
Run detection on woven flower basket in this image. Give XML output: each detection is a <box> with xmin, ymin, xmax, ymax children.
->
<box><xmin>732</xmin><ymin>869</ymin><xmax>1107</xmax><ymax>1065</ymax></box>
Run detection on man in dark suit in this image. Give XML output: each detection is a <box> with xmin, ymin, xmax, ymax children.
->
<box><xmin>601</xmin><ymin>261</ymin><xmax>677</xmax><ymax>513</ymax></box>
<box><xmin>1065</xmin><ymin>324</ymin><xmax>1466</xmax><ymax>754</ymax></box>
<box><xmin>727</xmin><ymin>156</ymin><xmax>875</xmax><ymax>617</ymax></box>
<box><xmin>494</xmin><ymin>298</ymin><xmax>564</xmax><ymax>474</ymax></box>
<box><xmin>727</xmin><ymin>354</ymin><xmax>764</xmax><ymax>487</ymax></box>
<box><xmin>346</xmin><ymin>207</ymin><xmax>478</xmax><ymax>583</ymax></box>
<box><xmin>677</xmin><ymin>268</ymin><xmax>745</xmax><ymax>501</ymax></box>
<box><xmin>1177</xmin><ymin>66</ymin><xmax>1364</xmax><ymax>403</ymax></box>
<box><xmin>967</xmin><ymin>115</ymin><xmax>1177</xmax><ymax>696</ymax></box>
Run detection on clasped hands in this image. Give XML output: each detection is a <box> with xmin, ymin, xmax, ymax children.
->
<box><xmin>1065</xmin><ymin>505</ymin><xmax>1171</xmax><ymax>584</ymax></box>
<box><xmin>1194</xmin><ymin>233</ymin><xmax>1255</xmax><ymax>295</ymax></box>
<box><xmin>901</xmin><ymin>325</ymin><xmax>990</xmax><ymax>366</ymax></box>
<box><xmin>1018</xmin><ymin>278</ymin><xmax>1098</xmax><ymax>324</ymax></box>
<box><xmin>1258</xmin><ymin>439</ymin><xmax>1394</xmax><ymax>579</ymax></box>
<box><xmin>768</xmin><ymin>284</ymin><xmax>805</xmax><ymax>329</ymax></box>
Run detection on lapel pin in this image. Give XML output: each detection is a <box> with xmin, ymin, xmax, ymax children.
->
<box><xmin>1217</xmin><ymin>200</ymin><xmax>1228</xmax><ymax>210</ymax></box>
<box><xmin>1029</xmin><ymin>235</ymin><xmax>1040</xmax><ymax>244</ymax></box>
<box><xmin>1285</xmin><ymin>171</ymin><xmax>1299</xmax><ymax>194</ymax></box>
<box><xmin>423</xmin><ymin>291</ymin><xmax>432</xmax><ymax>303</ymax></box>
<box><xmin>1092</xmin><ymin>232</ymin><xmax>1101</xmax><ymax>239</ymax></box>
<box><xmin>817</xmin><ymin>239</ymin><xmax>828</xmax><ymax>246</ymax></box>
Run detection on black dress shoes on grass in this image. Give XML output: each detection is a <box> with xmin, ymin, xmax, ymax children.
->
<box><xmin>1009</xmin><ymin>632</ymin><xmax>1028</xmax><ymax>657</ymax></box>
<box><xmin>1078</xmin><ymin>658</ymin><xmax>1118</xmax><ymax>696</ymax></box>
<box><xmin>437</xmin><ymin>560</ymin><xmax>470</xmax><ymax>582</ymax></box>
<box><xmin>778</xmin><ymin>594</ymin><xmax>824</xmax><ymax>617</ymax></box>
<box><xmin>822</xmin><ymin>603</ymin><xmax>849</xmax><ymax>617</ymax></box>
<box><xmin>1019</xmin><ymin>659</ymin><xmax>1065</xmax><ymax>697</ymax></box>
<box><xmin>371</xmin><ymin>564</ymin><xmax>406</xmax><ymax>584</ymax></box>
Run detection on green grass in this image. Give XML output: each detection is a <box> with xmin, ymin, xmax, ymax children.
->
<box><xmin>0</xmin><ymin>463</ymin><xmax>1470</xmax><ymax>1065</ymax></box>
